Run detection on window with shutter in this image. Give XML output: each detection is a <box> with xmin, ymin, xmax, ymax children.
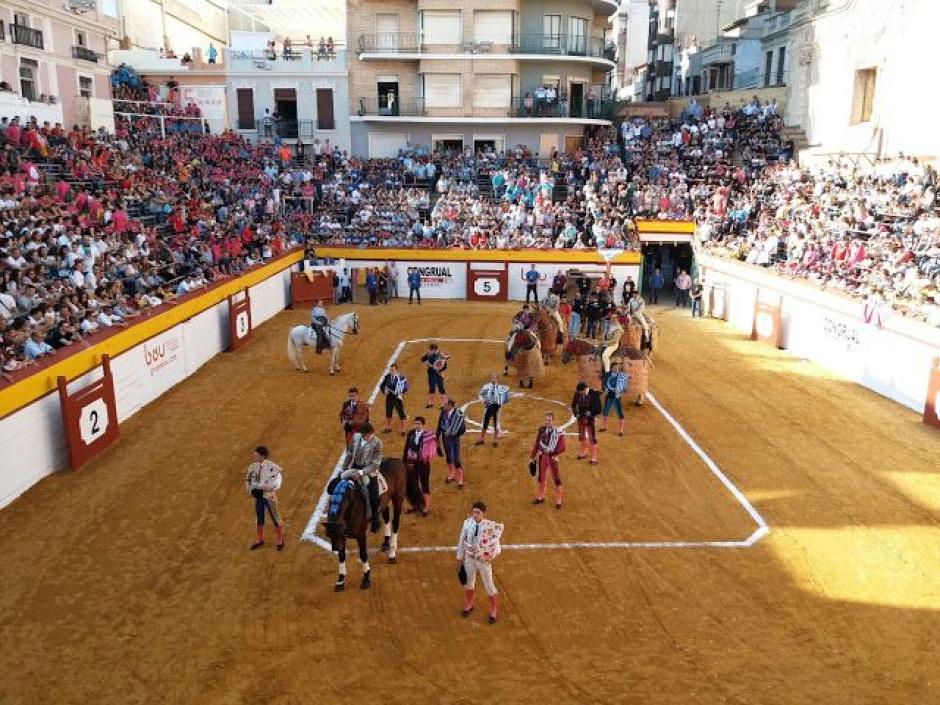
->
<box><xmin>236</xmin><ymin>88</ymin><xmax>255</xmax><ymax>130</ymax></box>
<box><xmin>421</xmin><ymin>11</ymin><xmax>462</xmax><ymax>45</ymax></box>
<box><xmin>375</xmin><ymin>13</ymin><xmax>398</xmax><ymax>50</ymax></box>
<box><xmin>423</xmin><ymin>74</ymin><xmax>462</xmax><ymax>108</ymax></box>
<box><xmin>473</xmin><ymin>11</ymin><xmax>512</xmax><ymax>45</ymax></box>
<box><xmin>473</xmin><ymin>75</ymin><xmax>511</xmax><ymax>108</ymax></box>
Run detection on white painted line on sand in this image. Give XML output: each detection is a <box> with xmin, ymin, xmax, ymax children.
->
<box><xmin>301</xmin><ymin>338</ymin><xmax>769</xmax><ymax>552</ymax></box>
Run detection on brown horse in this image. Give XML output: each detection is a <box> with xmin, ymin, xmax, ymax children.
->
<box><xmin>505</xmin><ymin>327</ymin><xmax>543</xmax><ymax>388</ymax></box>
<box><xmin>532</xmin><ymin>305</ymin><xmax>562</xmax><ymax>363</ymax></box>
<box><xmin>323</xmin><ymin>457</ymin><xmax>424</xmax><ymax>591</ymax></box>
<box><xmin>561</xmin><ymin>337</ymin><xmax>603</xmax><ymax>390</ymax></box>
<box><xmin>562</xmin><ymin>339</ymin><xmax>651</xmax><ymax>404</ymax></box>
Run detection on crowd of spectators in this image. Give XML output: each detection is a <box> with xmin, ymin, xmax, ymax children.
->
<box><xmin>111</xmin><ymin>66</ymin><xmax>204</xmax><ymax>136</ymax></box>
<box><xmin>690</xmin><ymin>97</ymin><xmax>938</xmax><ymax>324</ymax></box>
<box><xmin>0</xmin><ymin>112</ymin><xmax>307</xmax><ymax>379</ymax></box>
<box><xmin>0</xmin><ymin>87</ymin><xmax>936</xmax><ymax>380</ymax></box>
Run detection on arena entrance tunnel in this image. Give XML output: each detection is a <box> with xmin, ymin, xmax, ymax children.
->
<box><xmin>634</xmin><ymin>219</ymin><xmax>696</xmax><ymax>296</ymax></box>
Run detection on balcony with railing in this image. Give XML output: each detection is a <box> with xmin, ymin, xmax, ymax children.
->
<box><xmin>355</xmin><ymin>94</ymin><xmax>614</xmax><ymax>121</ymax></box>
<box><xmin>509</xmin><ymin>95</ymin><xmax>615</xmax><ymax>120</ymax></box>
<box><xmin>513</xmin><ymin>34</ymin><xmax>613</xmax><ymax>60</ymax></box>
<box><xmin>762</xmin><ymin>11</ymin><xmax>792</xmax><ymax>37</ymax></box>
<box><xmin>255</xmin><ymin>119</ymin><xmax>336</xmax><ymax>139</ymax></box>
<box><xmin>358</xmin><ymin>33</ymin><xmax>615</xmax><ymax>63</ymax></box>
<box><xmin>226</xmin><ymin>48</ymin><xmax>348</xmax><ymax>72</ymax></box>
<box><xmin>72</xmin><ymin>46</ymin><xmax>99</xmax><ymax>63</ymax></box>
<box><xmin>700</xmin><ymin>41</ymin><xmax>734</xmax><ymax>66</ymax></box>
<box><xmin>11</xmin><ymin>24</ymin><xmax>44</xmax><ymax>50</ymax></box>
<box><xmin>356</xmin><ymin>97</ymin><xmax>427</xmax><ymax>117</ymax></box>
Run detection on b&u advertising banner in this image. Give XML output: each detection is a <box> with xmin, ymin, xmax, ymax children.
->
<box><xmin>111</xmin><ymin>328</ymin><xmax>188</xmax><ymax>421</ymax></box>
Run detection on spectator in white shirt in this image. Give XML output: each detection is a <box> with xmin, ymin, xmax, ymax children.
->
<box><xmin>5</xmin><ymin>247</ymin><xmax>26</xmax><ymax>269</ymax></box>
<box><xmin>79</xmin><ymin>312</ymin><xmax>99</xmax><ymax>335</ymax></box>
<box><xmin>0</xmin><ymin>292</ymin><xmax>17</xmax><ymax>320</ymax></box>
<box><xmin>24</xmin><ymin>332</ymin><xmax>54</xmax><ymax>361</ymax></box>
<box><xmin>175</xmin><ymin>275</ymin><xmax>194</xmax><ymax>296</ymax></box>
<box><xmin>97</xmin><ymin>305</ymin><xmax>127</xmax><ymax>328</ymax></box>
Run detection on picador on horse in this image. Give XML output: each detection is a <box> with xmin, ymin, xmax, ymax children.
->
<box><xmin>503</xmin><ymin>304</ymin><xmax>534</xmax><ymax>378</ymax></box>
<box><xmin>310</xmin><ymin>299</ymin><xmax>331</xmax><ymax>354</ymax></box>
<box><xmin>340</xmin><ymin>422</ymin><xmax>383</xmax><ymax>533</ymax></box>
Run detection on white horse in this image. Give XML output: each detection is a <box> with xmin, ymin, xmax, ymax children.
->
<box><xmin>287</xmin><ymin>312</ymin><xmax>360</xmax><ymax>375</ymax></box>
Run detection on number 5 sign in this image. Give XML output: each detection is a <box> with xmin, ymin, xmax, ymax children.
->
<box><xmin>58</xmin><ymin>354</ymin><xmax>120</xmax><ymax>470</ymax></box>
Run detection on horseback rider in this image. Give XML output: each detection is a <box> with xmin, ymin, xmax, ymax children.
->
<box><xmin>513</xmin><ymin>304</ymin><xmax>534</xmax><ymax>330</ymax></box>
<box><xmin>339</xmin><ymin>422</ymin><xmax>383</xmax><ymax>533</ymax></box>
<box><xmin>627</xmin><ymin>290</ymin><xmax>651</xmax><ymax>341</ymax></box>
<box><xmin>601</xmin><ymin>310</ymin><xmax>624</xmax><ymax>374</ymax></box>
<box><xmin>541</xmin><ymin>291</ymin><xmax>566</xmax><ymax>342</ymax></box>
<box><xmin>503</xmin><ymin>305</ymin><xmax>534</xmax><ymax>376</ymax></box>
<box><xmin>310</xmin><ymin>299</ymin><xmax>330</xmax><ymax>353</ymax></box>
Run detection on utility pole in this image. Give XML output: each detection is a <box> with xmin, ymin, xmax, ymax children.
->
<box><xmin>716</xmin><ymin>0</ymin><xmax>722</xmax><ymax>40</ymax></box>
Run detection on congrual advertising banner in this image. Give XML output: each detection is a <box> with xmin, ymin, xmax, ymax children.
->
<box><xmin>395</xmin><ymin>261</ymin><xmax>466</xmax><ymax>299</ymax></box>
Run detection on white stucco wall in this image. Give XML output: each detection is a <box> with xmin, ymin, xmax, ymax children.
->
<box><xmin>787</xmin><ymin>0</ymin><xmax>938</xmax><ymax>162</ymax></box>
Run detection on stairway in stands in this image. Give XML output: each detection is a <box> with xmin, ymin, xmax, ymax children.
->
<box><xmin>780</xmin><ymin>125</ymin><xmax>810</xmax><ymax>160</ymax></box>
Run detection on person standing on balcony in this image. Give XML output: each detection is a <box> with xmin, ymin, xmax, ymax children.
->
<box><xmin>207</xmin><ymin>43</ymin><xmax>218</xmax><ymax>64</ymax></box>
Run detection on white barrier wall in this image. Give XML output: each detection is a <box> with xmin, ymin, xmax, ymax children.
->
<box><xmin>332</xmin><ymin>259</ymin><xmax>641</xmax><ymax>301</ymax></box>
<box><xmin>506</xmin><ymin>263</ymin><xmax>641</xmax><ymax>301</ymax></box>
<box><xmin>0</xmin><ymin>266</ymin><xmax>295</xmax><ymax>509</ymax></box>
<box><xmin>699</xmin><ymin>254</ymin><xmax>940</xmax><ymax>413</ymax></box>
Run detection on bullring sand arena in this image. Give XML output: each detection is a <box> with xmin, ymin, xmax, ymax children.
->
<box><xmin>1</xmin><ymin>299</ymin><xmax>939</xmax><ymax>705</ymax></box>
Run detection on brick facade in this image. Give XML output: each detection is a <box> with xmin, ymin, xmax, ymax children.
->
<box><xmin>347</xmin><ymin>0</ymin><xmax>607</xmax><ymax>118</ymax></box>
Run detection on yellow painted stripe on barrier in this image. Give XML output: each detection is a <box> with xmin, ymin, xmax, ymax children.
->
<box><xmin>0</xmin><ymin>251</ymin><xmax>302</xmax><ymax>419</ymax></box>
<box><xmin>634</xmin><ymin>220</ymin><xmax>695</xmax><ymax>234</ymax></box>
<box><xmin>316</xmin><ymin>247</ymin><xmax>641</xmax><ymax>265</ymax></box>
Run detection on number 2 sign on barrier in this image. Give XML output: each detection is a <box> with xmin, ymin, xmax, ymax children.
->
<box><xmin>57</xmin><ymin>354</ymin><xmax>120</xmax><ymax>470</ymax></box>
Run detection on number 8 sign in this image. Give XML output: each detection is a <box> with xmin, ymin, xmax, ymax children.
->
<box><xmin>58</xmin><ymin>354</ymin><xmax>120</xmax><ymax>470</ymax></box>
<box><xmin>228</xmin><ymin>289</ymin><xmax>253</xmax><ymax>351</ymax></box>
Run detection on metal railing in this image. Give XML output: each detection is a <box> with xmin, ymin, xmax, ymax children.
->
<box><xmin>701</xmin><ymin>42</ymin><xmax>734</xmax><ymax>65</ymax></box>
<box><xmin>254</xmin><ymin>119</ymin><xmax>336</xmax><ymax>139</ymax></box>
<box><xmin>11</xmin><ymin>24</ymin><xmax>43</xmax><ymax>50</ymax></box>
<box><xmin>72</xmin><ymin>46</ymin><xmax>99</xmax><ymax>63</ymax></box>
<box><xmin>356</xmin><ymin>97</ymin><xmax>426</xmax><ymax>117</ymax></box>
<box><xmin>256</xmin><ymin>119</ymin><xmax>299</xmax><ymax>139</ymax></box>
<box><xmin>509</xmin><ymin>96</ymin><xmax>615</xmax><ymax>120</ymax></box>
<box><xmin>511</xmin><ymin>34</ymin><xmax>612</xmax><ymax>60</ymax></box>
<box><xmin>358</xmin><ymin>32</ymin><xmax>614</xmax><ymax>61</ymax></box>
<box><xmin>227</xmin><ymin>48</ymin><xmax>345</xmax><ymax>65</ymax></box>
<box><xmin>358</xmin><ymin>33</ymin><xmax>422</xmax><ymax>53</ymax></box>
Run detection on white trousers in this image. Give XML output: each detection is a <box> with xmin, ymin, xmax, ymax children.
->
<box><xmin>464</xmin><ymin>556</ymin><xmax>498</xmax><ymax>596</ymax></box>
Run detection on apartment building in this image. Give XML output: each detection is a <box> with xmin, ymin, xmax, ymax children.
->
<box><xmin>0</xmin><ymin>0</ymin><xmax>119</xmax><ymax>125</ymax></box>
<box><xmin>639</xmin><ymin>0</ymin><xmax>675</xmax><ymax>101</ymax></box>
<box><xmin>347</xmin><ymin>0</ymin><xmax>619</xmax><ymax>158</ymax></box>
<box><xmin>611</xmin><ymin>0</ymin><xmax>649</xmax><ymax>100</ymax></box>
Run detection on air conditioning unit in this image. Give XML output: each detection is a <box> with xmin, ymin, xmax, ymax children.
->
<box><xmin>65</xmin><ymin>0</ymin><xmax>97</xmax><ymax>13</ymax></box>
